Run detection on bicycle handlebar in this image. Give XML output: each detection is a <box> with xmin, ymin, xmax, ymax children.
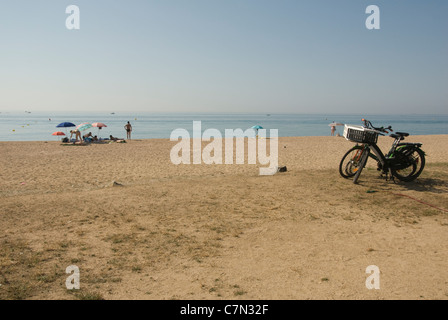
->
<box><xmin>361</xmin><ymin>119</ymin><xmax>393</xmax><ymax>134</ymax></box>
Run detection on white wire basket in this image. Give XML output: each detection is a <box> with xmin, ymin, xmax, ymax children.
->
<box><xmin>343</xmin><ymin>125</ymin><xmax>379</xmax><ymax>144</ymax></box>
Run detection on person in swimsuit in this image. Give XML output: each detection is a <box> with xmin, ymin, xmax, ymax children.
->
<box><xmin>83</xmin><ymin>132</ymin><xmax>93</xmax><ymax>143</ymax></box>
<box><xmin>70</xmin><ymin>130</ymin><xmax>82</xmax><ymax>142</ymax></box>
<box><xmin>124</xmin><ymin>121</ymin><xmax>132</xmax><ymax>140</ymax></box>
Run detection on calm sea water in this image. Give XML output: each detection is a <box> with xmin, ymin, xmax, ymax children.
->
<box><xmin>0</xmin><ymin>112</ymin><xmax>447</xmax><ymax>142</ymax></box>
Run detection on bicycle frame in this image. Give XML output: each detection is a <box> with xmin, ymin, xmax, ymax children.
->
<box><xmin>357</xmin><ymin>135</ymin><xmax>420</xmax><ymax>176</ymax></box>
<box><xmin>357</xmin><ymin>143</ymin><xmax>385</xmax><ymax>171</ymax></box>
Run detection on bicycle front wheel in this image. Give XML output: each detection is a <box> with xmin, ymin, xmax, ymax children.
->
<box><xmin>353</xmin><ymin>147</ymin><xmax>370</xmax><ymax>184</ymax></box>
<box><xmin>339</xmin><ymin>146</ymin><xmax>368</xmax><ymax>179</ymax></box>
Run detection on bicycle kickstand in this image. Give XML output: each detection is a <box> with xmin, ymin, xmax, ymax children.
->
<box><xmin>381</xmin><ymin>170</ymin><xmax>395</xmax><ymax>183</ymax></box>
<box><xmin>386</xmin><ymin>170</ymin><xmax>396</xmax><ymax>183</ymax></box>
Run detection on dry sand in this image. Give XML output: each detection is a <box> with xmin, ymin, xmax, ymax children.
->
<box><xmin>1</xmin><ymin>135</ymin><xmax>447</xmax><ymax>300</ymax></box>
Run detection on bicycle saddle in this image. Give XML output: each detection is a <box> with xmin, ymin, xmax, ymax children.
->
<box><xmin>390</xmin><ymin>132</ymin><xmax>410</xmax><ymax>139</ymax></box>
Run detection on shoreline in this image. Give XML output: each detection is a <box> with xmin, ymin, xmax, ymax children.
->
<box><xmin>2</xmin><ymin>113</ymin><xmax>448</xmax><ymax>143</ymax></box>
<box><xmin>1</xmin><ymin>133</ymin><xmax>448</xmax><ymax>143</ymax></box>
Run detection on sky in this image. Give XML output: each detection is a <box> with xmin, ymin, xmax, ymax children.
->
<box><xmin>0</xmin><ymin>0</ymin><xmax>447</xmax><ymax>114</ymax></box>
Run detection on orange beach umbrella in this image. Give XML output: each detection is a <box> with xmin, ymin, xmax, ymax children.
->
<box><xmin>52</xmin><ymin>131</ymin><xmax>66</xmax><ymax>141</ymax></box>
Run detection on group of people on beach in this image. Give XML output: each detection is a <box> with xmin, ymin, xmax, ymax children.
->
<box><xmin>68</xmin><ymin>121</ymin><xmax>133</xmax><ymax>144</ymax></box>
<box><xmin>68</xmin><ymin>131</ymin><xmax>99</xmax><ymax>143</ymax></box>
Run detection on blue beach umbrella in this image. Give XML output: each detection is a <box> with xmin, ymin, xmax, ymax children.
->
<box><xmin>57</xmin><ymin>122</ymin><xmax>76</xmax><ymax>128</ymax></box>
<box><xmin>56</xmin><ymin>122</ymin><xmax>76</xmax><ymax>136</ymax></box>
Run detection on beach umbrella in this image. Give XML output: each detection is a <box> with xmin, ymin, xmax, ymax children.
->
<box><xmin>56</xmin><ymin>122</ymin><xmax>76</xmax><ymax>135</ymax></box>
<box><xmin>76</xmin><ymin>123</ymin><xmax>93</xmax><ymax>141</ymax></box>
<box><xmin>92</xmin><ymin>122</ymin><xmax>107</xmax><ymax>128</ymax></box>
<box><xmin>76</xmin><ymin>123</ymin><xmax>93</xmax><ymax>132</ymax></box>
<box><xmin>92</xmin><ymin>123</ymin><xmax>107</xmax><ymax>139</ymax></box>
<box><xmin>251</xmin><ymin>125</ymin><xmax>263</xmax><ymax>137</ymax></box>
<box><xmin>52</xmin><ymin>131</ymin><xmax>65</xmax><ymax>141</ymax></box>
<box><xmin>57</xmin><ymin>122</ymin><xmax>76</xmax><ymax>128</ymax></box>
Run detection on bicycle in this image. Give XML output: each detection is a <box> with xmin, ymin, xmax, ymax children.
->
<box><xmin>339</xmin><ymin>119</ymin><xmax>426</xmax><ymax>184</ymax></box>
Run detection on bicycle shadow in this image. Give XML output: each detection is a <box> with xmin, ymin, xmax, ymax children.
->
<box><xmin>395</xmin><ymin>177</ymin><xmax>448</xmax><ymax>194</ymax></box>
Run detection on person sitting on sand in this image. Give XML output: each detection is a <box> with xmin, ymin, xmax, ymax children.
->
<box><xmin>93</xmin><ymin>135</ymin><xmax>99</xmax><ymax>142</ymax></box>
<box><xmin>83</xmin><ymin>132</ymin><xmax>94</xmax><ymax>143</ymax></box>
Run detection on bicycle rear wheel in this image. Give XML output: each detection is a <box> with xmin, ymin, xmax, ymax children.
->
<box><xmin>353</xmin><ymin>147</ymin><xmax>370</xmax><ymax>184</ymax></box>
<box><xmin>391</xmin><ymin>146</ymin><xmax>426</xmax><ymax>182</ymax></box>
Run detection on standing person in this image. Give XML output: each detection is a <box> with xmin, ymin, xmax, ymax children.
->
<box><xmin>70</xmin><ymin>130</ymin><xmax>82</xmax><ymax>143</ymax></box>
<box><xmin>124</xmin><ymin>121</ymin><xmax>132</xmax><ymax>140</ymax></box>
<box><xmin>331</xmin><ymin>125</ymin><xmax>336</xmax><ymax>136</ymax></box>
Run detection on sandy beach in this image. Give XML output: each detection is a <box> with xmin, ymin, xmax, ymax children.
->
<box><xmin>1</xmin><ymin>135</ymin><xmax>447</xmax><ymax>300</ymax></box>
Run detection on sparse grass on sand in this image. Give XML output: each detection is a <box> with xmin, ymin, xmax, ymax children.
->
<box><xmin>1</xmin><ymin>137</ymin><xmax>447</xmax><ymax>300</ymax></box>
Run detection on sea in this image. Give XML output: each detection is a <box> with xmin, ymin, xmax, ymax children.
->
<box><xmin>0</xmin><ymin>112</ymin><xmax>447</xmax><ymax>142</ymax></box>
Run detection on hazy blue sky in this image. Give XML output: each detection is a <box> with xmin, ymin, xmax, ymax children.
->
<box><xmin>0</xmin><ymin>0</ymin><xmax>447</xmax><ymax>114</ymax></box>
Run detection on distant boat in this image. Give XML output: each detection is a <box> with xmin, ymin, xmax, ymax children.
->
<box><xmin>111</xmin><ymin>112</ymin><xmax>115</xmax><ymax>115</ymax></box>
<box><xmin>266</xmin><ymin>114</ymin><xmax>271</xmax><ymax>116</ymax></box>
